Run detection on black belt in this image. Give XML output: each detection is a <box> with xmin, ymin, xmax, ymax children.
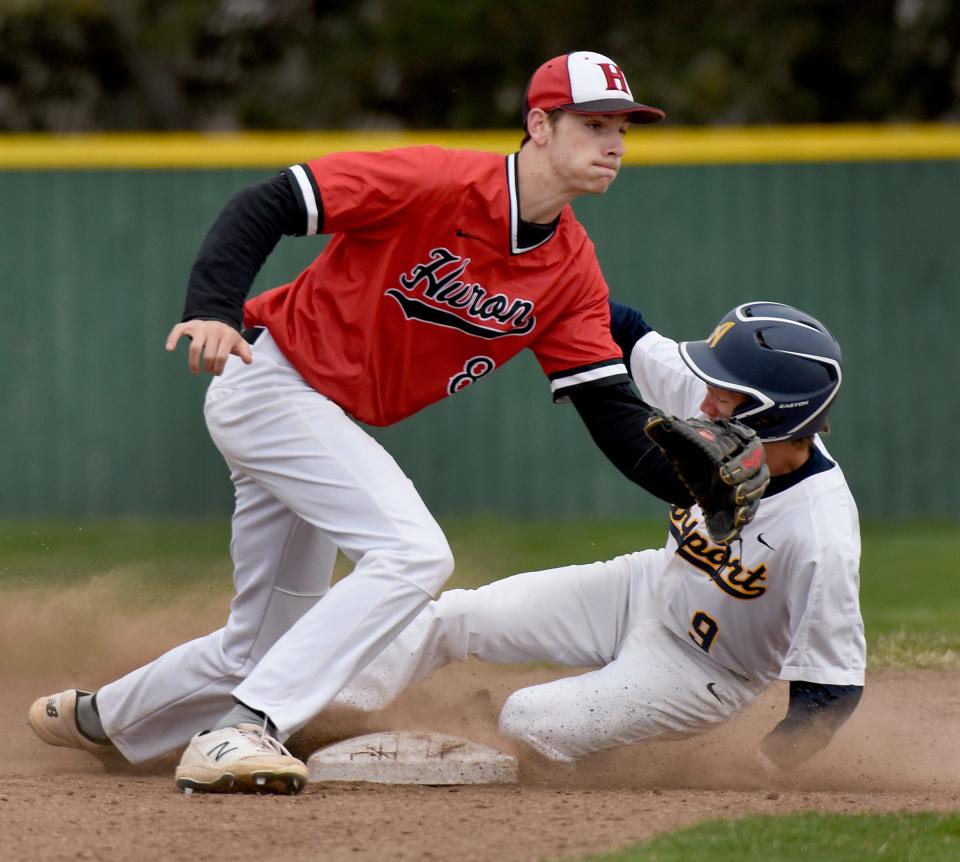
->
<box><xmin>242</xmin><ymin>326</ymin><xmax>265</xmax><ymax>345</ymax></box>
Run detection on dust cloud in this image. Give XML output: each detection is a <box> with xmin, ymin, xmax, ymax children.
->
<box><xmin>4</xmin><ymin>576</ymin><xmax>959</xmax><ymax>795</ymax></box>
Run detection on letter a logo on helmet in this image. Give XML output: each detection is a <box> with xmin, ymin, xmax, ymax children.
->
<box><xmin>678</xmin><ymin>302</ymin><xmax>843</xmax><ymax>441</ymax></box>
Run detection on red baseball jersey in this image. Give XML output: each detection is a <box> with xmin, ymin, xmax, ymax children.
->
<box><xmin>244</xmin><ymin>146</ymin><xmax>628</xmax><ymax>426</ymax></box>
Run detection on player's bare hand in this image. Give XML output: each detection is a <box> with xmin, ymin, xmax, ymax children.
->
<box><xmin>165</xmin><ymin>320</ymin><xmax>253</xmax><ymax>375</ymax></box>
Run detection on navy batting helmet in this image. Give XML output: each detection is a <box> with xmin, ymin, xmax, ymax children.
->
<box><xmin>679</xmin><ymin>302</ymin><xmax>843</xmax><ymax>442</ymax></box>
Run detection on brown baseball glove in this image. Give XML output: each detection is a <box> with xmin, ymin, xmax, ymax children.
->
<box><xmin>644</xmin><ymin>411</ymin><xmax>770</xmax><ymax>544</ymax></box>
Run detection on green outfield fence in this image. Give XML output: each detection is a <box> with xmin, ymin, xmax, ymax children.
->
<box><xmin>3</xmin><ymin>127</ymin><xmax>958</xmax><ymax>520</ymax></box>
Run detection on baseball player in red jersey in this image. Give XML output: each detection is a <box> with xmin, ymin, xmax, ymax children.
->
<box><xmin>28</xmin><ymin>52</ymin><xmax>746</xmax><ymax>795</ymax></box>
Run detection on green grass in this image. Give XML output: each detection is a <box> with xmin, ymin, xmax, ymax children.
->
<box><xmin>0</xmin><ymin>519</ymin><xmax>234</xmax><ymax>593</ymax></box>
<box><xmin>0</xmin><ymin>516</ymin><xmax>665</xmax><ymax>594</ymax></box>
<box><xmin>859</xmin><ymin>522</ymin><xmax>960</xmax><ymax>669</ymax></box>
<box><xmin>859</xmin><ymin>523</ymin><xmax>960</xmax><ymax>633</ymax></box>
<box><xmin>577</xmin><ymin>812</ymin><xmax>960</xmax><ymax>861</ymax></box>
<box><xmin>0</xmin><ymin>519</ymin><xmax>231</xmax><ymax>570</ymax></box>
<box><xmin>1</xmin><ymin>517</ymin><xmax>958</xmax><ymax>666</ymax></box>
<box><xmin>437</xmin><ymin>516</ymin><xmax>668</xmax><ymax>589</ymax></box>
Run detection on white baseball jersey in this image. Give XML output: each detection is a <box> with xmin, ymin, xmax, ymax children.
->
<box><xmin>629</xmin><ymin>330</ymin><xmax>866</xmax><ymax>687</ymax></box>
<box><xmin>332</xmin><ymin>326</ymin><xmax>866</xmax><ymax>760</ymax></box>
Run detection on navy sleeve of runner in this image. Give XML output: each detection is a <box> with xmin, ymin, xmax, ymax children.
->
<box><xmin>608</xmin><ymin>300</ymin><xmax>653</xmax><ymax>361</ymax></box>
<box><xmin>759</xmin><ymin>681</ymin><xmax>864</xmax><ymax>770</ymax></box>
<box><xmin>181</xmin><ymin>170</ymin><xmax>314</xmax><ymax>330</ymax></box>
<box><xmin>568</xmin><ymin>380</ymin><xmax>694</xmax><ymax>506</ymax></box>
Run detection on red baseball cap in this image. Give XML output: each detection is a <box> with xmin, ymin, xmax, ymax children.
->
<box><xmin>523</xmin><ymin>51</ymin><xmax>665</xmax><ymax>131</ymax></box>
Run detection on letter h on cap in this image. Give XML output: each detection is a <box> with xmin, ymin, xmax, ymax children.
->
<box><xmin>597</xmin><ymin>63</ymin><xmax>629</xmax><ymax>93</ymax></box>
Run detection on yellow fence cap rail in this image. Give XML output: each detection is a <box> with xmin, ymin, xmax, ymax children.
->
<box><xmin>0</xmin><ymin>125</ymin><xmax>958</xmax><ymax>168</ymax></box>
<box><xmin>630</xmin><ymin>123</ymin><xmax>960</xmax><ymax>164</ymax></box>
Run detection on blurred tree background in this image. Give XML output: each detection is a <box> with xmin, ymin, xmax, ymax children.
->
<box><xmin>1</xmin><ymin>0</ymin><xmax>959</xmax><ymax>131</ymax></box>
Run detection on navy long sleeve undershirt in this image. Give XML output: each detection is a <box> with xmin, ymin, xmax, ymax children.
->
<box><xmin>760</xmin><ymin>682</ymin><xmax>863</xmax><ymax>770</ymax></box>
<box><xmin>182</xmin><ymin>171</ymin><xmax>307</xmax><ymax>329</ymax></box>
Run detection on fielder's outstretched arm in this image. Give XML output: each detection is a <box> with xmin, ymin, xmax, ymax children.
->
<box><xmin>568</xmin><ymin>382</ymin><xmax>694</xmax><ymax>505</ymax></box>
<box><xmin>566</xmin><ymin>298</ymin><xmax>692</xmax><ymax>506</ymax></box>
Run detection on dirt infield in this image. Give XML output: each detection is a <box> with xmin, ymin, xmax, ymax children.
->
<box><xmin>3</xmin><ymin>582</ymin><xmax>959</xmax><ymax>861</ymax></box>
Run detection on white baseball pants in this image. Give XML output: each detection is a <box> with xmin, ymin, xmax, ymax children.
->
<box><xmin>335</xmin><ymin>548</ymin><xmax>765</xmax><ymax>761</ymax></box>
<box><xmin>97</xmin><ymin>330</ymin><xmax>453</xmax><ymax>763</ymax></box>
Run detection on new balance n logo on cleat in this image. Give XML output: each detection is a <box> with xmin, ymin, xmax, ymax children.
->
<box><xmin>206</xmin><ymin>741</ymin><xmax>240</xmax><ymax>762</ymax></box>
<box><xmin>46</xmin><ymin>699</ymin><xmax>59</xmax><ymax>718</ymax></box>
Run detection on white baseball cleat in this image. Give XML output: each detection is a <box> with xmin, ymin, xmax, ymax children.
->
<box><xmin>175</xmin><ymin>723</ymin><xmax>309</xmax><ymax>795</ymax></box>
<box><xmin>28</xmin><ymin>689</ymin><xmax>117</xmax><ymax>756</ymax></box>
